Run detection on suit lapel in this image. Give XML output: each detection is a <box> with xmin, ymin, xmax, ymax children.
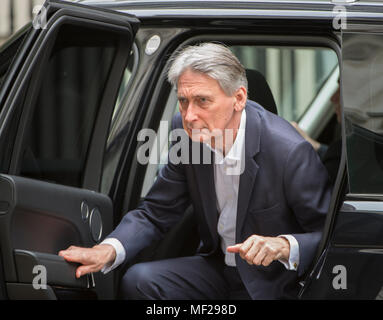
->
<box><xmin>236</xmin><ymin>105</ymin><xmax>261</xmax><ymax>243</ymax></box>
<box><xmin>192</xmin><ymin>144</ymin><xmax>219</xmax><ymax>249</ymax></box>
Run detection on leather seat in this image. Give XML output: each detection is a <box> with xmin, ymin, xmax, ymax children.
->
<box><xmin>245</xmin><ymin>69</ymin><xmax>278</xmax><ymax>115</ymax></box>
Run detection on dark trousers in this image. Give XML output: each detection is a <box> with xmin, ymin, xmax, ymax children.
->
<box><xmin>119</xmin><ymin>252</ymin><xmax>251</xmax><ymax>300</ymax></box>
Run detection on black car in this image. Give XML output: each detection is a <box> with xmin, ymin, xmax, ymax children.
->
<box><xmin>0</xmin><ymin>0</ymin><xmax>382</xmax><ymax>300</ymax></box>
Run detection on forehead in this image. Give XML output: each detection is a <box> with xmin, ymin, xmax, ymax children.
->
<box><xmin>177</xmin><ymin>69</ymin><xmax>222</xmax><ymax>96</ymax></box>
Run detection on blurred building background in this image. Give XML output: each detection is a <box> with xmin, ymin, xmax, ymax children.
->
<box><xmin>232</xmin><ymin>46</ymin><xmax>338</xmax><ymax>121</ymax></box>
<box><xmin>0</xmin><ymin>0</ymin><xmax>45</xmax><ymax>46</ymax></box>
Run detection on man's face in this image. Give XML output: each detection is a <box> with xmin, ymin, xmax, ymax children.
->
<box><xmin>177</xmin><ymin>68</ymin><xmax>246</xmax><ymax>150</ymax></box>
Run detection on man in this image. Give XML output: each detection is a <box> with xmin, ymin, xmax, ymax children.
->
<box><xmin>59</xmin><ymin>43</ymin><xmax>332</xmax><ymax>299</ymax></box>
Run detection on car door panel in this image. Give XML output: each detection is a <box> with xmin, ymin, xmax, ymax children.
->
<box><xmin>0</xmin><ymin>174</ymin><xmax>113</xmax><ymax>299</ymax></box>
<box><xmin>0</xmin><ymin>0</ymin><xmax>140</xmax><ymax>299</ymax></box>
<box><xmin>300</xmin><ymin>202</ymin><xmax>383</xmax><ymax>299</ymax></box>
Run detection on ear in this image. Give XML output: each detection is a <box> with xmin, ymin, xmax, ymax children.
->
<box><xmin>233</xmin><ymin>86</ymin><xmax>247</xmax><ymax>111</ymax></box>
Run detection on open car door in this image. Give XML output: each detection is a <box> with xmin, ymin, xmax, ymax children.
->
<box><xmin>299</xmin><ymin>22</ymin><xmax>383</xmax><ymax>299</ymax></box>
<box><xmin>0</xmin><ymin>0</ymin><xmax>139</xmax><ymax>300</ymax></box>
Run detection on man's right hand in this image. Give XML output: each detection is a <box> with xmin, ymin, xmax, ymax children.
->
<box><xmin>58</xmin><ymin>244</ymin><xmax>116</xmax><ymax>278</ymax></box>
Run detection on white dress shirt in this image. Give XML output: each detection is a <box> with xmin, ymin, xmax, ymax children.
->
<box><xmin>208</xmin><ymin>109</ymin><xmax>299</xmax><ymax>269</ymax></box>
<box><xmin>101</xmin><ymin>109</ymin><xmax>299</xmax><ymax>273</ymax></box>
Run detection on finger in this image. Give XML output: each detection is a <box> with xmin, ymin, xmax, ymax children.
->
<box><xmin>77</xmin><ymin>260</ymin><xmax>106</xmax><ymax>278</ymax></box>
<box><xmin>253</xmin><ymin>246</ymin><xmax>268</xmax><ymax>266</ymax></box>
<box><xmin>262</xmin><ymin>255</ymin><xmax>274</xmax><ymax>267</ymax></box>
<box><xmin>262</xmin><ymin>244</ymin><xmax>280</xmax><ymax>266</ymax></box>
<box><xmin>238</xmin><ymin>235</ymin><xmax>262</xmax><ymax>260</ymax></box>
<box><xmin>60</xmin><ymin>248</ymin><xmax>91</xmax><ymax>265</ymax></box>
<box><xmin>60</xmin><ymin>246</ymin><xmax>77</xmax><ymax>253</ymax></box>
<box><xmin>76</xmin><ymin>265</ymin><xmax>96</xmax><ymax>278</ymax></box>
<box><xmin>61</xmin><ymin>252</ymin><xmax>83</xmax><ymax>263</ymax></box>
<box><xmin>239</xmin><ymin>243</ymin><xmax>251</xmax><ymax>260</ymax></box>
<box><xmin>58</xmin><ymin>249</ymin><xmax>73</xmax><ymax>259</ymax></box>
<box><xmin>226</xmin><ymin>244</ymin><xmax>242</xmax><ymax>253</ymax></box>
<box><xmin>244</xmin><ymin>241</ymin><xmax>262</xmax><ymax>265</ymax></box>
<box><xmin>236</xmin><ymin>237</ymin><xmax>257</xmax><ymax>260</ymax></box>
<box><xmin>58</xmin><ymin>245</ymin><xmax>80</xmax><ymax>257</ymax></box>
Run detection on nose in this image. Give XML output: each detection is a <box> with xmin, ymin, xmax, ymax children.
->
<box><xmin>184</xmin><ymin>103</ymin><xmax>198</xmax><ymax>124</ymax></box>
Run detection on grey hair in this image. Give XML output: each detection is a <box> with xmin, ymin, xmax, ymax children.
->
<box><xmin>167</xmin><ymin>42</ymin><xmax>248</xmax><ymax>96</ymax></box>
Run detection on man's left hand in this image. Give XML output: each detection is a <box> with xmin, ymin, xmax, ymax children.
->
<box><xmin>227</xmin><ymin>235</ymin><xmax>290</xmax><ymax>266</ymax></box>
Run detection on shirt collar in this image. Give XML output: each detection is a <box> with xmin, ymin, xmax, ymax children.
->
<box><xmin>205</xmin><ymin>109</ymin><xmax>247</xmax><ymax>165</ymax></box>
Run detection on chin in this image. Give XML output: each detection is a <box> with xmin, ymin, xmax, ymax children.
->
<box><xmin>186</xmin><ymin>130</ymin><xmax>208</xmax><ymax>143</ymax></box>
<box><xmin>190</xmin><ymin>134</ymin><xmax>210</xmax><ymax>144</ymax></box>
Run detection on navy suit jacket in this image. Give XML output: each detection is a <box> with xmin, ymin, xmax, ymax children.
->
<box><xmin>109</xmin><ymin>100</ymin><xmax>332</xmax><ymax>299</ymax></box>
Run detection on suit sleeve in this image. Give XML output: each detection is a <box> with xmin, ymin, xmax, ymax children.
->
<box><xmin>107</xmin><ymin>116</ymin><xmax>190</xmax><ymax>265</ymax></box>
<box><xmin>283</xmin><ymin>140</ymin><xmax>333</xmax><ymax>277</ymax></box>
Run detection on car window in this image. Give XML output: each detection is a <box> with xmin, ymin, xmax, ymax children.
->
<box><xmin>231</xmin><ymin>46</ymin><xmax>338</xmax><ymax>122</ymax></box>
<box><xmin>141</xmin><ymin>89</ymin><xmax>178</xmax><ymax>197</ymax></box>
<box><xmin>18</xmin><ymin>25</ymin><xmax>119</xmax><ymax>187</ymax></box>
<box><xmin>101</xmin><ymin>43</ymin><xmax>138</xmax><ymax>195</ymax></box>
<box><xmin>343</xmin><ymin>32</ymin><xmax>383</xmax><ymax>194</ymax></box>
<box><xmin>112</xmin><ymin>47</ymin><xmax>136</xmax><ymax>121</ymax></box>
<box><xmin>0</xmin><ymin>27</ymin><xmax>28</xmax><ymax>109</ymax></box>
<box><xmin>139</xmin><ymin>43</ymin><xmax>339</xmax><ymax>197</ymax></box>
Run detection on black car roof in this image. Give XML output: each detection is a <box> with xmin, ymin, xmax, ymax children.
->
<box><xmin>76</xmin><ymin>0</ymin><xmax>383</xmax><ymax>8</ymax></box>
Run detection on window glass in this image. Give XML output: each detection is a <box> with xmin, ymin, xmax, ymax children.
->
<box><xmin>343</xmin><ymin>33</ymin><xmax>383</xmax><ymax>194</ymax></box>
<box><xmin>112</xmin><ymin>54</ymin><xmax>135</xmax><ymax>121</ymax></box>
<box><xmin>101</xmin><ymin>45</ymin><xmax>137</xmax><ymax>195</ymax></box>
<box><xmin>231</xmin><ymin>46</ymin><xmax>338</xmax><ymax>121</ymax></box>
<box><xmin>140</xmin><ymin>89</ymin><xmax>178</xmax><ymax>197</ymax></box>
<box><xmin>19</xmin><ymin>25</ymin><xmax>117</xmax><ymax>187</ymax></box>
<box><xmin>0</xmin><ymin>27</ymin><xmax>28</xmax><ymax>107</ymax></box>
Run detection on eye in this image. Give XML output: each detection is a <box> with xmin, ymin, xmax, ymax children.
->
<box><xmin>197</xmin><ymin>97</ymin><xmax>208</xmax><ymax>106</ymax></box>
<box><xmin>178</xmin><ymin>97</ymin><xmax>188</xmax><ymax>109</ymax></box>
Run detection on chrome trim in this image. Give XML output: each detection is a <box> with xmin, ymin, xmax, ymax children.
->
<box><xmin>342</xmin><ymin>200</ymin><xmax>383</xmax><ymax>212</ymax></box>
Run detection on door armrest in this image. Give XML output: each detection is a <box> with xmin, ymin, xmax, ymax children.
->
<box><xmin>14</xmin><ymin>249</ymin><xmax>90</xmax><ymax>289</ymax></box>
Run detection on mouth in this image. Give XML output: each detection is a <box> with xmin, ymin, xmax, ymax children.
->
<box><xmin>189</xmin><ymin>128</ymin><xmax>210</xmax><ymax>136</ymax></box>
<box><xmin>185</xmin><ymin>125</ymin><xmax>208</xmax><ymax>134</ymax></box>
<box><xmin>186</xmin><ymin>124</ymin><xmax>206</xmax><ymax>130</ymax></box>
<box><xmin>185</xmin><ymin>126</ymin><xmax>211</xmax><ymax>141</ymax></box>
<box><xmin>188</xmin><ymin>127</ymin><xmax>209</xmax><ymax>131</ymax></box>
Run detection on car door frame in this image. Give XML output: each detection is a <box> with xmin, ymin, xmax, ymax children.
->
<box><xmin>299</xmin><ymin>11</ymin><xmax>383</xmax><ymax>298</ymax></box>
